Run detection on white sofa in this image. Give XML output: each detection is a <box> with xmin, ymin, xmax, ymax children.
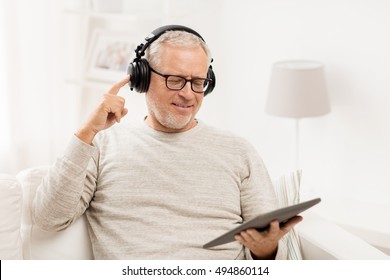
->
<box><xmin>0</xmin><ymin>166</ymin><xmax>388</xmax><ymax>260</ymax></box>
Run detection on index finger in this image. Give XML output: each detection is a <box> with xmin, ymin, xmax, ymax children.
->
<box><xmin>108</xmin><ymin>75</ymin><xmax>130</xmax><ymax>95</ymax></box>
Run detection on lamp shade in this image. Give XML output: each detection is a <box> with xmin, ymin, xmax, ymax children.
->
<box><xmin>266</xmin><ymin>60</ymin><xmax>331</xmax><ymax>118</ymax></box>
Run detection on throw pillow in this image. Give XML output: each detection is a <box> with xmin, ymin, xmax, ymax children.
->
<box><xmin>272</xmin><ymin>170</ymin><xmax>303</xmax><ymax>260</ymax></box>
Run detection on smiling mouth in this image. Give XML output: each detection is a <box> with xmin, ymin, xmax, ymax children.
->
<box><xmin>172</xmin><ymin>103</ymin><xmax>192</xmax><ymax>108</ymax></box>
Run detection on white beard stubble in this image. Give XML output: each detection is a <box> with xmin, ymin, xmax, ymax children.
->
<box><xmin>147</xmin><ymin>96</ymin><xmax>193</xmax><ymax>130</ymax></box>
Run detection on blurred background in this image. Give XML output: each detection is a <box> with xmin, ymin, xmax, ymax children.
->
<box><xmin>1</xmin><ymin>0</ymin><xmax>389</xmax><ymax>253</ymax></box>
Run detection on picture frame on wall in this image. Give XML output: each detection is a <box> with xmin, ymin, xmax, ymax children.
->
<box><xmin>86</xmin><ymin>29</ymin><xmax>136</xmax><ymax>82</ymax></box>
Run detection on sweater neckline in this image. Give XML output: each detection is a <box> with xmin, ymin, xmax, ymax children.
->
<box><xmin>139</xmin><ymin>117</ymin><xmax>205</xmax><ymax>139</ymax></box>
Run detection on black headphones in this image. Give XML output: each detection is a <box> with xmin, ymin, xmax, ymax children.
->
<box><xmin>127</xmin><ymin>25</ymin><xmax>216</xmax><ymax>95</ymax></box>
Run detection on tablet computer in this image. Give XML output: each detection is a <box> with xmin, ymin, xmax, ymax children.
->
<box><xmin>203</xmin><ymin>197</ymin><xmax>321</xmax><ymax>248</ymax></box>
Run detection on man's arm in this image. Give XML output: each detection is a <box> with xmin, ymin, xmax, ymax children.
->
<box><xmin>236</xmin><ymin>140</ymin><xmax>302</xmax><ymax>259</ymax></box>
<box><xmin>33</xmin><ymin>76</ymin><xmax>130</xmax><ymax>231</ymax></box>
<box><xmin>33</xmin><ymin>137</ymin><xmax>99</xmax><ymax>231</ymax></box>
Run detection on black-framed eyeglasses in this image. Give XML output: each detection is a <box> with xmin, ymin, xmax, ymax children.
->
<box><xmin>150</xmin><ymin>66</ymin><xmax>212</xmax><ymax>94</ymax></box>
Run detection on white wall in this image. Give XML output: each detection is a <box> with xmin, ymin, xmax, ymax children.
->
<box><xmin>197</xmin><ymin>0</ymin><xmax>390</xmax><ymax>210</ymax></box>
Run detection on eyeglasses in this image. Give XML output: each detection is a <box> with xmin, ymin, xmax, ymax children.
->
<box><xmin>150</xmin><ymin>66</ymin><xmax>212</xmax><ymax>94</ymax></box>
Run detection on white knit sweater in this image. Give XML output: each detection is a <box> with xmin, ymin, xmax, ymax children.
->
<box><xmin>33</xmin><ymin>120</ymin><xmax>287</xmax><ymax>259</ymax></box>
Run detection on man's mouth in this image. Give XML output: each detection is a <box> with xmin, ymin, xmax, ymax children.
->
<box><xmin>172</xmin><ymin>103</ymin><xmax>192</xmax><ymax>108</ymax></box>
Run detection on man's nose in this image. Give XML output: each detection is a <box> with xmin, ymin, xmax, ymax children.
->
<box><xmin>178</xmin><ymin>81</ymin><xmax>194</xmax><ymax>98</ymax></box>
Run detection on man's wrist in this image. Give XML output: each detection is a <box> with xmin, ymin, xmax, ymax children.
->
<box><xmin>75</xmin><ymin>127</ymin><xmax>97</xmax><ymax>145</ymax></box>
<box><xmin>251</xmin><ymin>246</ymin><xmax>278</xmax><ymax>260</ymax></box>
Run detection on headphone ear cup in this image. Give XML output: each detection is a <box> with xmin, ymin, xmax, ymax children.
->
<box><xmin>138</xmin><ymin>59</ymin><xmax>151</xmax><ymax>93</ymax></box>
<box><xmin>127</xmin><ymin>59</ymin><xmax>151</xmax><ymax>93</ymax></box>
<box><xmin>204</xmin><ymin>66</ymin><xmax>216</xmax><ymax>96</ymax></box>
<box><xmin>127</xmin><ymin>62</ymin><xmax>138</xmax><ymax>91</ymax></box>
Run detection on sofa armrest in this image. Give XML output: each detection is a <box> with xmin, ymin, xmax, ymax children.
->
<box><xmin>0</xmin><ymin>174</ymin><xmax>23</xmax><ymax>259</ymax></box>
<box><xmin>297</xmin><ymin>212</ymin><xmax>390</xmax><ymax>260</ymax></box>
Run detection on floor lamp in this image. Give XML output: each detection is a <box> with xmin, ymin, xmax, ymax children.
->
<box><xmin>265</xmin><ymin>60</ymin><xmax>331</xmax><ymax>169</ymax></box>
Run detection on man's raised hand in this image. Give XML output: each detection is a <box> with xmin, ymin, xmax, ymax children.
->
<box><xmin>75</xmin><ymin>76</ymin><xmax>130</xmax><ymax>144</ymax></box>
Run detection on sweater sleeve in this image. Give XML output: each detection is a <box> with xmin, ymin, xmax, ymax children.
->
<box><xmin>33</xmin><ymin>135</ymin><xmax>99</xmax><ymax>232</ymax></box>
<box><xmin>239</xmin><ymin>140</ymin><xmax>288</xmax><ymax>260</ymax></box>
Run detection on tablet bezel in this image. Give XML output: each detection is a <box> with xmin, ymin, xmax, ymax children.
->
<box><xmin>203</xmin><ymin>197</ymin><xmax>321</xmax><ymax>248</ymax></box>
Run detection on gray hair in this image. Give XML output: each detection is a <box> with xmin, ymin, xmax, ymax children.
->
<box><xmin>144</xmin><ymin>30</ymin><xmax>212</xmax><ymax>68</ymax></box>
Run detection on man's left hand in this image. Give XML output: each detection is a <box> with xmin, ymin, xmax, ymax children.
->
<box><xmin>234</xmin><ymin>216</ymin><xmax>303</xmax><ymax>259</ymax></box>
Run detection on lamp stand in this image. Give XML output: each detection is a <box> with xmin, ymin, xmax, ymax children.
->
<box><xmin>295</xmin><ymin>118</ymin><xmax>300</xmax><ymax>170</ymax></box>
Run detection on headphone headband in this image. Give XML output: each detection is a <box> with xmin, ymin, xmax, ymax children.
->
<box><xmin>135</xmin><ymin>25</ymin><xmax>205</xmax><ymax>59</ymax></box>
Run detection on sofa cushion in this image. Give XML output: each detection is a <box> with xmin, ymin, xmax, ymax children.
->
<box><xmin>272</xmin><ymin>170</ymin><xmax>303</xmax><ymax>260</ymax></box>
<box><xmin>0</xmin><ymin>174</ymin><xmax>23</xmax><ymax>259</ymax></box>
<box><xmin>17</xmin><ymin>166</ymin><xmax>93</xmax><ymax>259</ymax></box>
